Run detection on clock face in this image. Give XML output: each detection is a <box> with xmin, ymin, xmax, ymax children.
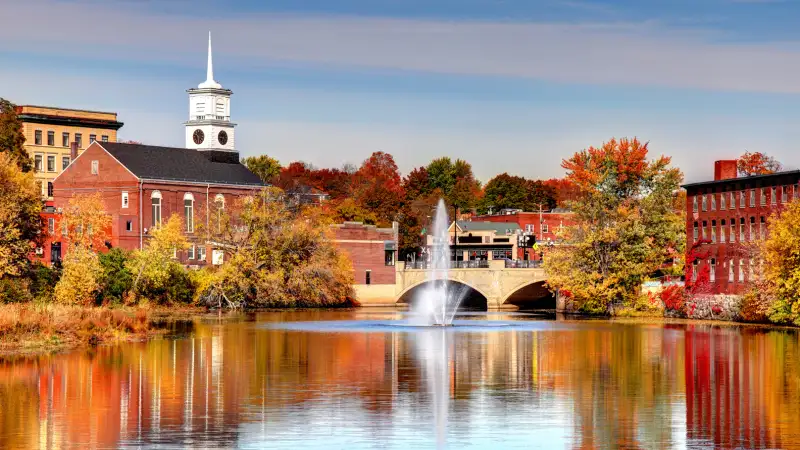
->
<box><xmin>193</xmin><ymin>129</ymin><xmax>204</xmax><ymax>145</ymax></box>
<box><xmin>217</xmin><ymin>130</ymin><xmax>228</xmax><ymax>146</ymax></box>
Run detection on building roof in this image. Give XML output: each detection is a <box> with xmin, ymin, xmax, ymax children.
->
<box><xmin>455</xmin><ymin>221</ymin><xmax>521</xmax><ymax>234</ymax></box>
<box><xmin>17</xmin><ymin>105</ymin><xmax>123</xmax><ymax>130</ymax></box>
<box><xmin>100</xmin><ymin>142</ymin><xmax>265</xmax><ymax>186</ymax></box>
<box><xmin>681</xmin><ymin>170</ymin><xmax>800</xmax><ymax>189</ymax></box>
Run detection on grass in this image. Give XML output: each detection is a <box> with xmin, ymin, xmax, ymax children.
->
<box><xmin>0</xmin><ymin>303</ymin><xmax>158</xmax><ymax>352</ymax></box>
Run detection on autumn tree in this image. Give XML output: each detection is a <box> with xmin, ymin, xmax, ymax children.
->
<box><xmin>242</xmin><ymin>154</ymin><xmax>282</xmax><ymax>184</ymax></box>
<box><xmin>756</xmin><ymin>200</ymin><xmax>800</xmax><ymax>325</ymax></box>
<box><xmin>425</xmin><ymin>157</ymin><xmax>481</xmax><ymax>211</ymax></box>
<box><xmin>0</xmin><ymin>152</ymin><xmax>42</xmax><ymax>278</ymax></box>
<box><xmin>352</xmin><ymin>151</ymin><xmax>405</xmax><ymax>225</ymax></box>
<box><xmin>545</xmin><ymin>138</ymin><xmax>684</xmax><ymax>314</ymax></box>
<box><xmin>544</xmin><ymin>178</ymin><xmax>580</xmax><ymax>208</ymax></box>
<box><xmin>737</xmin><ymin>151</ymin><xmax>782</xmax><ymax>177</ymax></box>
<box><xmin>127</xmin><ymin>214</ymin><xmax>189</xmax><ymax>303</ymax></box>
<box><xmin>0</xmin><ymin>99</ymin><xmax>31</xmax><ymax>172</ymax></box>
<box><xmin>197</xmin><ymin>188</ymin><xmax>354</xmax><ymax>308</ymax></box>
<box><xmin>53</xmin><ymin>194</ymin><xmax>112</xmax><ymax>305</ymax></box>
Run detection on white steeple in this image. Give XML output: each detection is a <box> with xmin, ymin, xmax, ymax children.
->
<box><xmin>198</xmin><ymin>32</ymin><xmax>222</xmax><ymax>89</ymax></box>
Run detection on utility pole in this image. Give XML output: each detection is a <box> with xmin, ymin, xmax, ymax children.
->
<box><xmin>453</xmin><ymin>205</ymin><xmax>459</xmax><ymax>262</ymax></box>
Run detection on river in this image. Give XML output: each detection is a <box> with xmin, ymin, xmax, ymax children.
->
<box><xmin>1</xmin><ymin>310</ymin><xmax>799</xmax><ymax>449</ymax></box>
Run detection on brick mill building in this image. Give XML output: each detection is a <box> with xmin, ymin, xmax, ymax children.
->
<box><xmin>682</xmin><ymin>160</ymin><xmax>800</xmax><ymax>295</ymax></box>
<box><xmin>331</xmin><ymin>222</ymin><xmax>398</xmax><ymax>305</ymax></box>
<box><xmin>45</xmin><ymin>35</ymin><xmax>264</xmax><ymax>266</ymax></box>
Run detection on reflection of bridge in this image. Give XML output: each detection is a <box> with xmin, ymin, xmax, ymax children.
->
<box><xmin>356</xmin><ymin>260</ymin><xmax>551</xmax><ymax>310</ymax></box>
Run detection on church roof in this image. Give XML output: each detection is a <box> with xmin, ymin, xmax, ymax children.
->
<box><xmin>101</xmin><ymin>142</ymin><xmax>265</xmax><ymax>186</ymax></box>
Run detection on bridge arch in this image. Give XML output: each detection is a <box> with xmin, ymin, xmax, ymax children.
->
<box><xmin>499</xmin><ymin>280</ymin><xmax>555</xmax><ymax>309</ymax></box>
<box><xmin>396</xmin><ymin>279</ymin><xmax>490</xmax><ymax>311</ymax></box>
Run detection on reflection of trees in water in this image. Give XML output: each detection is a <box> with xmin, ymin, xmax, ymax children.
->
<box><xmin>2</xmin><ymin>316</ymin><xmax>800</xmax><ymax>448</ymax></box>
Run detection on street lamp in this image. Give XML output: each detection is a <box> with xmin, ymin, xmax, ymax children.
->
<box><xmin>452</xmin><ymin>205</ymin><xmax>459</xmax><ymax>263</ymax></box>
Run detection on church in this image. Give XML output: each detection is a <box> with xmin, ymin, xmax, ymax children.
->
<box><xmin>48</xmin><ymin>35</ymin><xmax>265</xmax><ymax>266</ymax></box>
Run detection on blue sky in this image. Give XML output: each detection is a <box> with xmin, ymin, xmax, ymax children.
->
<box><xmin>3</xmin><ymin>0</ymin><xmax>800</xmax><ymax>183</ymax></box>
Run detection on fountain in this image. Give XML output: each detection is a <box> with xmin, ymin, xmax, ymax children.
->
<box><xmin>410</xmin><ymin>199</ymin><xmax>468</xmax><ymax>326</ymax></box>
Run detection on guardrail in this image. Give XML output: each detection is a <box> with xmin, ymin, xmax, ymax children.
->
<box><xmin>504</xmin><ymin>260</ymin><xmax>542</xmax><ymax>268</ymax></box>
<box><xmin>403</xmin><ymin>260</ymin><xmax>490</xmax><ymax>270</ymax></box>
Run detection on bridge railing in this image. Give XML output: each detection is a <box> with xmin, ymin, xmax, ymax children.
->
<box><xmin>402</xmin><ymin>260</ymin><xmax>490</xmax><ymax>270</ymax></box>
<box><xmin>504</xmin><ymin>259</ymin><xmax>543</xmax><ymax>269</ymax></box>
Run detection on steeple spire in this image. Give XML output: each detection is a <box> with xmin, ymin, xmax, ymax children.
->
<box><xmin>198</xmin><ymin>32</ymin><xmax>222</xmax><ymax>89</ymax></box>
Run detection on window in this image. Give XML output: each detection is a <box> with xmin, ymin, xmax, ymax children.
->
<box><xmin>121</xmin><ymin>191</ymin><xmax>129</xmax><ymax>208</ymax></box>
<box><xmin>710</xmin><ymin>259</ymin><xmax>716</xmax><ymax>283</ymax></box>
<box><xmin>215</xmin><ymin>194</ymin><xmax>225</xmax><ymax>232</ymax></box>
<box><xmin>692</xmin><ymin>261</ymin><xmax>698</xmax><ymax>282</ymax></box>
<box><xmin>711</xmin><ymin>220</ymin><xmax>717</xmax><ymax>243</ymax></box>
<box><xmin>188</xmin><ymin>245</ymin><xmax>195</xmax><ymax>260</ymax></box>
<box><xmin>184</xmin><ymin>193</ymin><xmax>194</xmax><ymax>233</ymax></box>
<box><xmin>729</xmin><ymin>192</ymin><xmax>735</xmax><ymax>209</ymax></box>
<box><xmin>525</xmin><ymin>224</ymin><xmax>534</xmax><ymax>233</ymax></box>
<box><xmin>760</xmin><ymin>188</ymin><xmax>766</xmax><ymax>206</ymax></box>
<box><xmin>151</xmin><ymin>191</ymin><xmax>162</xmax><ymax>227</ymax></box>
<box><xmin>198</xmin><ymin>246</ymin><xmax>206</xmax><ymax>261</ymax></box>
<box><xmin>749</xmin><ymin>259</ymin><xmax>754</xmax><ymax>281</ymax></box>
<box><xmin>62</xmin><ymin>156</ymin><xmax>70</xmax><ymax>171</ymax></box>
<box><xmin>702</xmin><ymin>220</ymin><xmax>707</xmax><ymax>239</ymax></box>
<box><xmin>749</xmin><ymin>217</ymin><xmax>755</xmax><ymax>241</ymax></box>
<box><xmin>91</xmin><ymin>160</ymin><xmax>98</xmax><ymax>175</ymax></box>
<box><xmin>750</xmin><ymin>189</ymin><xmax>756</xmax><ymax>207</ymax></box>
<box><xmin>740</xmin><ymin>218</ymin><xmax>745</xmax><ymax>242</ymax></box>
<box><xmin>692</xmin><ymin>196</ymin><xmax>698</xmax><ymax>212</ymax></box>
<box><xmin>720</xmin><ymin>193</ymin><xmax>726</xmax><ymax>210</ymax></box>
<box><xmin>720</xmin><ymin>219</ymin><xmax>726</xmax><ymax>243</ymax></box>
<box><xmin>126</xmin><ymin>220</ymin><xmax>132</xmax><ymax>232</ymax></box>
<box><xmin>492</xmin><ymin>250</ymin><xmax>512</xmax><ymax>260</ymax></box>
<box><xmin>771</xmin><ymin>187</ymin><xmax>777</xmax><ymax>205</ymax></box>
<box><xmin>541</xmin><ymin>224</ymin><xmax>549</xmax><ymax>233</ymax></box>
<box><xmin>739</xmin><ymin>260</ymin><xmax>744</xmax><ymax>282</ymax></box>
<box><xmin>760</xmin><ymin>216</ymin><xmax>766</xmax><ymax>239</ymax></box>
<box><xmin>47</xmin><ymin>155</ymin><xmax>55</xmax><ymax>172</ymax></box>
<box><xmin>101</xmin><ymin>135</ymin><xmax>108</xmax><ymax>143</ymax></box>
<box><xmin>48</xmin><ymin>218</ymin><xmax>54</xmax><ymax>234</ymax></box>
<box><xmin>740</xmin><ymin>191</ymin><xmax>746</xmax><ymax>209</ymax></box>
<box><xmin>47</xmin><ymin>182</ymin><xmax>53</xmax><ymax>197</ymax></box>
<box><xmin>385</xmin><ymin>250</ymin><xmax>395</xmax><ymax>266</ymax></box>
<box><xmin>89</xmin><ymin>134</ymin><xmax>96</xmax><ymax>144</ymax></box>
<box><xmin>711</xmin><ymin>194</ymin><xmax>716</xmax><ymax>211</ymax></box>
<box><xmin>75</xmin><ymin>133</ymin><xmax>82</xmax><ymax>148</ymax></box>
<box><xmin>702</xmin><ymin>194</ymin><xmax>707</xmax><ymax>211</ymax></box>
<box><xmin>730</xmin><ymin>220</ymin><xmax>736</xmax><ymax>243</ymax></box>
<box><xmin>693</xmin><ymin>222</ymin><xmax>698</xmax><ymax>242</ymax></box>
<box><xmin>34</xmin><ymin>154</ymin><xmax>43</xmax><ymax>172</ymax></box>
<box><xmin>62</xmin><ymin>132</ymin><xmax>69</xmax><ymax>147</ymax></box>
<box><xmin>783</xmin><ymin>186</ymin><xmax>790</xmax><ymax>202</ymax></box>
<box><xmin>47</xmin><ymin>131</ymin><xmax>54</xmax><ymax>146</ymax></box>
<box><xmin>365</xmin><ymin>270</ymin><xmax>371</xmax><ymax>285</ymax></box>
<box><xmin>34</xmin><ymin>130</ymin><xmax>42</xmax><ymax>145</ymax></box>
<box><xmin>729</xmin><ymin>259</ymin><xmax>734</xmax><ymax>282</ymax></box>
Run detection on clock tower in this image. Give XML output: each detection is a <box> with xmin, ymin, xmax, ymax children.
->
<box><xmin>185</xmin><ymin>33</ymin><xmax>236</xmax><ymax>152</ymax></box>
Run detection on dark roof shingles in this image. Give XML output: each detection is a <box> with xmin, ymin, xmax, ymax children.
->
<box><xmin>102</xmin><ymin>142</ymin><xmax>264</xmax><ymax>186</ymax></box>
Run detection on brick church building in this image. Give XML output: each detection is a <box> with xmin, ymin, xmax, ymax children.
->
<box><xmin>45</xmin><ymin>35</ymin><xmax>264</xmax><ymax>266</ymax></box>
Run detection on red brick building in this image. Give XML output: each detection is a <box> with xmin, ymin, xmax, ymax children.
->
<box><xmin>331</xmin><ymin>222</ymin><xmax>397</xmax><ymax>287</ymax></box>
<box><xmin>47</xmin><ymin>141</ymin><xmax>264</xmax><ymax>266</ymax></box>
<box><xmin>474</xmin><ymin>208</ymin><xmax>576</xmax><ymax>260</ymax></box>
<box><xmin>682</xmin><ymin>160</ymin><xmax>800</xmax><ymax>294</ymax></box>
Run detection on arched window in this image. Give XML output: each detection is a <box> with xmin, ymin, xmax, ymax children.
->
<box><xmin>184</xmin><ymin>192</ymin><xmax>194</xmax><ymax>233</ymax></box>
<box><xmin>214</xmin><ymin>194</ymin><xmax>225</xmax><ymax>233</ymax></box>
<box><xmin>151</xmin><ymin>191</ymin><xmax>162</xmax><ymax>227</ymax></box>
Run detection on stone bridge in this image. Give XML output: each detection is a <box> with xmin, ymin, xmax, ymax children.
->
<box><xmin>356</xmin><ymin>260</ymin><xmax>552</xmax><ymax>310</ymax></box>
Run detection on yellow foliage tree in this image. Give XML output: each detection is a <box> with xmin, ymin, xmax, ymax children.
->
<box><xmin>0</xmin><ymin>152</ymin><xmax>42</xmax><ymax>278</ymax></box>
<box><xmin>127</xmin><ymin>214</ymin><xmax>189</xmax><ymax>301</ymax></box>
<box><xmin>760</xmin><ymin>200</ymin><xmax>800</xmax><ymax>325</ymax></box>
<box><xmin>53</xmin><ymin>194</ymin><xmax>111</xmax><ymax>305</ymax></box>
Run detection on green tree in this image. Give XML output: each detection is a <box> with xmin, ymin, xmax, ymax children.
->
<box><xmin>477</xmin><ymin>174</ymin><xmax>556</xmax><ymax>214</ymax></box>
<box><xmin>545</xmin><ymin>138</ymin><xmax>684</xmax><ymax>314</ymax></box>
<box><xmin>98</xmin><ymin>248</ymin><xmax>133</xmax><ymax>303</ymax></box>
<box><xmin>425</xmin><ymin>157</ymin><xmax>481</xmax><ymax>211</ymax></box>
<box><xmin>0</xmin><ymin>152</ymin><xmax>42</xmax><ymax>278</ymax></box>
<box><xmin>242</xmin><ymin>154</ymin><xmax>282</xmax><ymax>184</ymax></box>
<box><xmin>0</xmin><ymin>99</ymin><xmax>31</xmax><ymax>172</ymax></box>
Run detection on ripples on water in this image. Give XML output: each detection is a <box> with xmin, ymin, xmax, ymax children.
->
<box><xmin>1</xmin><ymin>310</ymin><xmax>799</xmax><ymax>449</ymax></box>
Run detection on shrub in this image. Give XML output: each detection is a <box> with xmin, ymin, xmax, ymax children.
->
<box><xmin>740</xmin><ymin>280</ymin><xmax>774</xmax><ymax>323</ymax></box>
<box><xmin>28</xmin><ymin>262</ymin><xmax>59</xmax><ymax>301</ymax></box>
<box><xmin>54</xmin><ymin>246</ymin><xmax>102</xmax><ymax>306</ymax></box>
<box><xmin>0</xmin><ymin>277</ymin><xmax>33</xmax><ymax>303</ymax></box>
<box><xmin>98</xmin><ymin>248</ymin><xmax>133</xmax><ymax>304</ymax></box>
<box><xmin>659</xmin><ymin>284</ymin><xmax>686</xmax><ymax>316</ymax></box>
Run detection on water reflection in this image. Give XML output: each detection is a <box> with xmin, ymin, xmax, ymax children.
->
<box><xmin>1</xmin><ymin>312</ymin><xmax>799</xmax><ymax>449</ymax></box>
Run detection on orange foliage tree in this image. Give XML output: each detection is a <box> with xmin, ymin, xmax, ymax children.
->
<box><xmin>737</xmin><ymin>151</ymin><xmax>782</xmax><ymax>177</ymax></box>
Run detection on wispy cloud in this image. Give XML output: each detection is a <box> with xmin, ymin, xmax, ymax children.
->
<box><xmin>3</xmin><ymin>0</ymin><xmax>800</xmax><ymax>93</ymax></box>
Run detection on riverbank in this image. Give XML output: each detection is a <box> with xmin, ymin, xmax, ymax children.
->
<box><xmin>0</xmin><ymin>303</ymin><xmax>206</xmax><ymax>354</ymax></box>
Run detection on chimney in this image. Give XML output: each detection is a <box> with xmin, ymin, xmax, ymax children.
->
<box><xmin>70</xmin><ymin>142</ymin><xmax>78</xmax><ymax>160</ymax></box>
<box><xmin>714</xmin><ymin>160</ymin><xmax>737</xmax><ymax>181</ymax></box>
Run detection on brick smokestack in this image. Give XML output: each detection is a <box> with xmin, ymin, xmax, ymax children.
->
<box><xmin>70</xmin><ymin>142</ymin><xmax>78</xmax><ymax>160</ymax></box>
<box><xmin>714</xmin><ymin>160</ymin><xmax>738</xmax><ymax>181</ymax></box>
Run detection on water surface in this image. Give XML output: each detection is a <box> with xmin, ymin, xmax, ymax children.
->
<box><xmin>1</xmin><ymin>310</ymin><xmax>799</xmax><ymax>449</ymax></box>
